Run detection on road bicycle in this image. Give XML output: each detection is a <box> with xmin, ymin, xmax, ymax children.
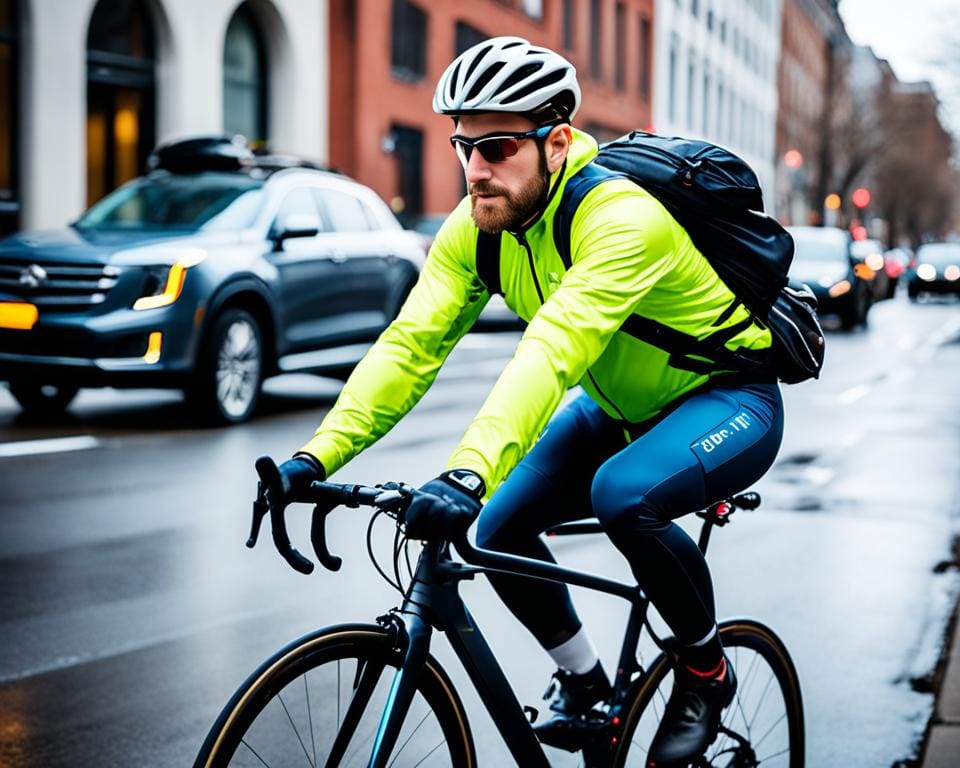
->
<box><xmin>193</xmin><ymin>456</ymin><xmax>804</xmax><ymax>767</ymax></box>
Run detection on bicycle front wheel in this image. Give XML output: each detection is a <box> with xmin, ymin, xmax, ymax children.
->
<box><xmin>194</xmin><ymin>623</ymin><xmax>476</xmax><ymax>768</ymax></box>
<box><xmin>613</xmin><ymin>619</ymin><xmax>804</xmax><ymax>768</ymax></box>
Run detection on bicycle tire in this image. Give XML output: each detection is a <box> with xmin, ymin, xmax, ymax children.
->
<box><xmin>194</xmin><ymin>623</ymin><xmax>477</xmax><ymax>768</ymax></box>
<box><xmin>612</xmin><ymin>619</ymin><xmax>804</xmax><ymax>768</ymax></box>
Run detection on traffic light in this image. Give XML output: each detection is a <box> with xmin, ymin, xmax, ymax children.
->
<box><xmin>852</xmin><ymin>187</ymin><xmax>871</xmax><ymax>209</ymax></box>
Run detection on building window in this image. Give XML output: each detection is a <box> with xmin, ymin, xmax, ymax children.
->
<box><xmin>521</xmin><ymin>0</ymin><xmax>543</xmax><ymax>19</ymax></box>
<box><xmin>589</xmin><ymin>0</ymin><xmax>602</xmax><ymax>80</ymax></box>
<box><xmin>0</xmin><ymin>0</ymin><xmax>19</xmax><ymax>235</ymax></box>
<box><xmin>686</xmin><ymin>49</ymin><xmax>696</xmax><ymax>130</ymax></box>
<box><xmin>86</xmin><ymin>0</ymin><xmax>157</xmax><ymax>207</ymax></box>
<box><xmin>615</xmin><ymin>2</ymin><xmax>626</xmax><ymax>90</ymax></box>
<box><xmin>455</xmin><ymin>21</ymin><xmax>486</xmax><ymax>55</ymax></box>
<box><xmin>707</xmin><ymin>7</ymin><xmax>714</xmax><ymax>31</ymax></box>
<box><xmin>720</xmin><ymin>18</ymin><xmax>726</xmax><ymax>43</ymax></box>
<box><xmin>702</xmin><ymin>65</ymin><xmax>710</xmax><ymax>135</ymax></box>
<box><xmin>391</xmin><ymin>0</ymin><xmax>427</xmax><ymax>81</ymax></box>
<box><xmin>716</xmin><ymin>79</ymin><xmax>724</xmax><ymax>141</ymax></box>
<box><xmin>639</xmin><ymin>14</ymin><xmax>651</xmax><ymax>100</ymax></box>
<box><xmin>668</xmin><ymin>36</ymin><xmax>677</xmax><ymax>123</ymax></box>
<box><xmin>388</xmin><ymin>124</ymin><xmax>423</xmax><ymax>227</ymax></box>
<box><xmin>224</xmin><ymin>3</ymin><xmax>268</xmax><ymax>149</ymax></box>
<box><xmin>691</xmin><ymin>0</ymin><xmax>699</xmax><ymax>18</ymax></box>
<box><xmin>562</xmin><ymin>0</ymin><xmax>575</xmax><ymax>51</ymax></box>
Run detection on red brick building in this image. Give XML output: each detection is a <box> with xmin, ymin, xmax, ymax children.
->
<box><xmin>774</xmin><ymin>0</ymin><xmax>842</xmax><ymax>225</ymax></box>
<box><xmin>329</xmin><ymin>0</ymin><xmax>654</xmax><ymax>223</ymax></box>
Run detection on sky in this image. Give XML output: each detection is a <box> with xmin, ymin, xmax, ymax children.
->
<box><xmin>838</xmin><ymin>0</ymin><xmax>959</xmax><ymax>135</ymax></box>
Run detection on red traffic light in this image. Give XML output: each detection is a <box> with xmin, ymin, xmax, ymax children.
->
<box><xmin>852</xmin><ymin>187</ymin><xmax>871</xmax><ymax>209</ymax></box>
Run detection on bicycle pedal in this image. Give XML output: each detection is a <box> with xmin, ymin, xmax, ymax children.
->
<box><xmin>533</xmin><ymin>712</ymin><xmax>609</xmax><ymax>752</ymax></box>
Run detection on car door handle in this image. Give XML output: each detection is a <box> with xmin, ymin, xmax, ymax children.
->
<box><xmin>330</xmin><ymin>251</ymin><xmax>347</xmax><ymax>263</ymax></box>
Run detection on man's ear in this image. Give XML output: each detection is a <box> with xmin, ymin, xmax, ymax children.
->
<box><xmin>545</xmin><ymin>125</ymin><xmax>572</xmax><ymax>173</ymax></box>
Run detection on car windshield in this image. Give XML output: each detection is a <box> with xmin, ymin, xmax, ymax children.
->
<box><xmin>917</xmin><ymin>244</ymin><xmax>960</xmax><ymax>266</ymax></box>
<box><xmin>76</xmin><ymin>173</ymin><xmax>265</xmax><ymax>232</ymax></box>
<box><xmin>790</xmin><ymin>231</ymin><xmax>847</xmax><ymax>263</ymax></box>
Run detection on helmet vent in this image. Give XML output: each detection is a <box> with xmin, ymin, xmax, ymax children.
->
<box><xmin>466</xmin><ymin>61</ymin><xmax>505</xmax><ymax>102</ymax></box>
<box><xmin>463</xmin><ymin>44</ymin><xmax>493</xmax><ymax>84</ymax></box>
<box><xmin>501</xmin><ymin>68</ymin><xmax>565</xmax><ymax>105</ymax></box>
<box><xmin>448</xmin><ymin>62</ymin><xmax>462</xmax><ymax>101</ymax></box>
<box><xmin>498</xmin><ymin>61</ymin><xmax>545</xmax><ymax>95</ymax></box>
<box><xmin>501</xmin><ymin>40</ymin><xmax>524</xmax><ymax>50</ymax></box>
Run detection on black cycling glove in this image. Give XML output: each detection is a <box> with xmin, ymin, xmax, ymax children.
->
<box><xmin>263</xmin><ymin>453</ymin><xmax>325</xmax><ymax>510</ymax></box>
<box><xmin>404</xmin><ymin>469</ymin><xmax>485</xmax><ymax>540</ymax></box>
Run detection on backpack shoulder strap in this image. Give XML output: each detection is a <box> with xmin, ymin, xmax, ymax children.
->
<box><xmin>554</xmin><ymin>162</ymin><xmax>624</xmax><ymax>269</ymax></box>
<box><xmin>475</xmin><ymin>229</ymin><xmax>503</xmax><ymax>296</ymax></box>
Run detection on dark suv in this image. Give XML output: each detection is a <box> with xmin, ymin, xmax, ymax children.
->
<box><xmin>0</xmin><ymin>137</ymin><xmax>425</xmax><ymax>423</ymax></box>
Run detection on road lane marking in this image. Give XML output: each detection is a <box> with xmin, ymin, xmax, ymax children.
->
<box><xmin>836</xmin><ymin>384</ymin><xmax>871</xmax><ymax>405</ymax></box>
<box><xmin>0</xmin><ymin>435</ymin><xmax>100</xmax><ymax>457</ymax></box>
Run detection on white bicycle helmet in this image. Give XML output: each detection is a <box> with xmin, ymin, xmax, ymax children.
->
<box><xmin>433</xmin><ymin>36</ymin><xmax>581</xmax><ymax>124</ymax></box>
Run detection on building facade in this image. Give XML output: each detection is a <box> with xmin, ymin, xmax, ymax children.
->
<box><xmin>652</xmin><ymin>0</ymin><xmax>782</xmax><ymax>208</ymax></box>
<box><xmin>4</xmin><ymin>0</ymin><xmax>328</xmax><ymax>234</ymax></box>
<box><xmin>330</xmin><ymin>0</ymin><xmax>655</xmax><ymax>223</ymax></box>
<box><xmin>773</xmin><ymin>0</ymin><xmax>841</xmax><ymax>226</ymax></box>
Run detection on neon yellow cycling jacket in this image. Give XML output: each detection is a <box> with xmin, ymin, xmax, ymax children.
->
<box><xmin>300</xmin><ymin>128</ymin><xmax>772</xmax><ymax>497</ymax></box>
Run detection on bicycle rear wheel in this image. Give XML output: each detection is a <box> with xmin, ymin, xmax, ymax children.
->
<box><xmin>194</xmin><ymin>623</ymin><xmax>476</xmax><ymax>768</ymax></box>
<box><xmin>613</xmin><ymin>619</ymin><xmax>804</xmax><ymax>768</ymax></box>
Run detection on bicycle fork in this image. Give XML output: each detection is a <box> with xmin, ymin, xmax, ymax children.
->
<box><xmin>366</xmin><ymin>610</ymin><xmax>432</xmax><ymax>768</ymax></box>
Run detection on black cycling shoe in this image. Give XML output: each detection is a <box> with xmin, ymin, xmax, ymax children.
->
<box><xmin>647</xmin><ymin>657</ymin><xmax>737</xmax><ymax>766</ymax></box>
<box><xmin>533</xmin><ymin>661</ymin><xmax>612</xmax><ymax>751</ymax></box>
<box><xmin>544</xmin><ymin>660</ymin><xmax>613</xmax><ymax>715</ymax></box>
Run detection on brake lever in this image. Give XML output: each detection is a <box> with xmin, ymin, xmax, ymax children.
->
<box><xmin>246</xmin><ymin>481</ymin><xmax>269</xmax><ymax>548</ymax></box>
<box><xmin>254</xmin><ymin>455</ymin><xmax>315</xmax><ymax>575</ymax></box>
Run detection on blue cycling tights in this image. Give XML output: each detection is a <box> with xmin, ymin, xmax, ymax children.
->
<box><xmin>475</xmin><ymin>382</ymin><xmax>784</xmax><ymax>649</ymax></box>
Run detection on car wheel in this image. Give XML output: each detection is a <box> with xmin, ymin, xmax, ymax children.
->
<box><xmin>8</xmin><ymin>381</ymin><xmax>80</xmax><ymax>415</ymax></box>
<box><xmin>189</xmin><ymin>308</ymin><xmax>263</xmax><ymax>424</ymax></box>
<box><xmin>907</xmin><ymin>284</ymin><xmax>920</xmax><ymax>302</ymax></box>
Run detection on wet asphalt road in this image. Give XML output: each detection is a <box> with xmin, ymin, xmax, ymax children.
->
<box><xmin>0</xmin><ymin>293</ymin><xmax>959</xmax><ymax>767</ymax></box>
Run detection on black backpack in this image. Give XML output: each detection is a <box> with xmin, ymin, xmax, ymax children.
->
<box><xmin>477</xmin><ymin>131</ymin><xmax>825</xmax><ymax>384</ymax></box>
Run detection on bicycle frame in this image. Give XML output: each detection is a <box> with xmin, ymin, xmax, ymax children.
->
<box><xmin>366</xmin><ymin>533</ymin><xmax>661</xmax><ymax>768</ymax></box>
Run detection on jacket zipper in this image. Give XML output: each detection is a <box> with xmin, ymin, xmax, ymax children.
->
<box><xmin>587</xmin><ymin>371</ymin><xmax>628</xmax><ymax>421</ymax></box>
<box><xmin>514</xmin><ymin>230</ymin><xmax>545</xmax><ymax>305</ymax></box>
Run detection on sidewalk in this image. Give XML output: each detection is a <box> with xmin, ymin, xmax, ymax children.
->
<box><xmin>922</xmin><ymin>561</ymin><xmax>960</xmax><ymax>768</ymax></box>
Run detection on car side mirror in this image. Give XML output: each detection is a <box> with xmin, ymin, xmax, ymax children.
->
<box><xmin>273</xmin><ymin>213</ymin><xmax>321</xmax><ymax>249</ymax></box>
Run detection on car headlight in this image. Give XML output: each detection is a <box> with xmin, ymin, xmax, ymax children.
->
<box><xmin>916</xmin><ymin>263</ymin><xmax>937</xmax><ymax>281</ymax></box>
<box><xmin>945</xmin><ymin>265</ymin><xmax>960</xmax><ymax>281</ymax></box>
<box><xmin>133</xmin><ymin>250</ymin><xmax>206</xmax><ymax>310</ymax></box>
<box><xmin>865</xmin><ymin>253</ymin><xmax>885</xmax><ymax>271</ymax></box>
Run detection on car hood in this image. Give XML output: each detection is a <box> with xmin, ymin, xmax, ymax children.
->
<box><xmin>789</xmin><ymin>259</ymin><xmax>849</xmax><ymax>283</ymax></box>
<box><xmin>0</xmin><ymin>228</ymin><xmax>245</xmax><ymax>266</ymax></box>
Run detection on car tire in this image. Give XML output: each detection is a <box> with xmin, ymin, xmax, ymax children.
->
<box><xmin>8</xmin><ymin>381</ymin><xmax>80</xmax><ymax>415</ymax></box>
<box><xmin>908</xmin><ymin>284</ymin><xmax>920</xmax><ymax>302</ymax></box>
<box><xmin>188</xmin><ymin>308</ymin><xmax>263</xmax><ymax>424</ymax></box>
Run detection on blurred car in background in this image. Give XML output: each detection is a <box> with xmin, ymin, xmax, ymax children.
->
<box><xmin>881</xmin><ymin>247</ymin><xmax>909</xmax><ymax>298</ymax></box>
<box><xmin>907</xmin><ymin>242</ymin><xmax>960</xmax><ymax>301</ymax></box>
<box><xmin>787</xmin><ymin>225</ymin><xmax>872</xmax><ymax>329</ymax></box>
<box><xmin>0</xmin><ymin>136</ymin><xmax>426</xmax><ymax>423</ymax></box>
<box><xmin>406</xmin><ymin>211</ymin><xmax>525</xmax><ymax>332</ymax></box>
<box><xmin>850</xmin><ymin>238</ymin><xmax>891</xmax><ymax>301</ymax></box>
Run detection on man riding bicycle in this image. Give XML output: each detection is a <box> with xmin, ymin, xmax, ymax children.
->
<box><xmin>268</xmin><ymin>37</ymin><xmax>784</xmax><ymax>766</ymax></box>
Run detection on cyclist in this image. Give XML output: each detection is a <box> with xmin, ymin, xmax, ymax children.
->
<box><xmin>267</xmin><ymin>36</ymin><xmax>783</xmax><ymax>765</ymax></box>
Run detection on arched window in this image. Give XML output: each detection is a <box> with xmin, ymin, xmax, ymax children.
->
<box><xmin>0</xmin><ymin>0</ymin><xmax>19</xmax><ymax>234</ymax></box>
<box><xmin>86</xmin><ymin>0</ymin><xmax>157</xmax><ymax>206</ymax></box>
<box><xmin>223</xmin><ymin>4</ymin><xmax>267</xmax><ymax>149</ymax></box>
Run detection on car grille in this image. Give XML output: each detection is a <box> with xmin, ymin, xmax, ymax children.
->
<box><xmin>0</xmin><ymin>258</ymin><xmax>119</xmax><ymax>311</ymax></box>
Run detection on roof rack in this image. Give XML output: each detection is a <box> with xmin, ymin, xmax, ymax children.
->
<box><xmin>147</xmin><ymin>135</ymin><xmax>340</xmax><ymax>176</ymax></box>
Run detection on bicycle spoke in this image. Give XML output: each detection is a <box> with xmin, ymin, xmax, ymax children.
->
<box><xmin>325</xmin><ymin>657</ymin><xmax>387</xmax><ymax>768</ymax></box>
<box><xmin>753</xmin><ymin>710</ymin><xmax>788</xmax><ymax>751</ymax></box>
<box><xmin>306</xmin><ymin>671</ymin><xmax>318</xmax><ymax>768</ymax></box>
<box><xmin>388</xmin><ymin>709</ymin><xmax>437</xmax><ymax>767</ymax></box>
<box><xmin>409</xmin><ymin>739</ymin><xmax>447</xmax><ymax>767</ymax></box>
<box><xmin>277</xmin><ymin>691</ymin><xmax>317</xmax><ymax>767</ymax></box>
<box><xmin>757</xmin><ymin>744</ymin><xmax>791</xmax><ymax>764</ymax></box>
<box><xmin>240</xmin><ymin>738</ymin><xmax>273</xmax><ymax>768</ymax></box>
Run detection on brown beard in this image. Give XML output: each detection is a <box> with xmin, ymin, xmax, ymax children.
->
<box><xmin>469</xmin><ymin>153</ymin><xmax>549</xmax><ymax>234</ymax></box>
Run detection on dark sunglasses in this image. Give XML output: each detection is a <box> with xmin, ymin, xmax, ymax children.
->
<box><xmin>450</xmin><ymin>126</ymin><xmax>553</xmax><ymax>167</ymax></box>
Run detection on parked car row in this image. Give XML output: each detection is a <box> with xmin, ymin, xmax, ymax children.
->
<box><xmin>0</xmin><ymin>136</ymin><xmax>427</xmax><ymax>423</ymax></box>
